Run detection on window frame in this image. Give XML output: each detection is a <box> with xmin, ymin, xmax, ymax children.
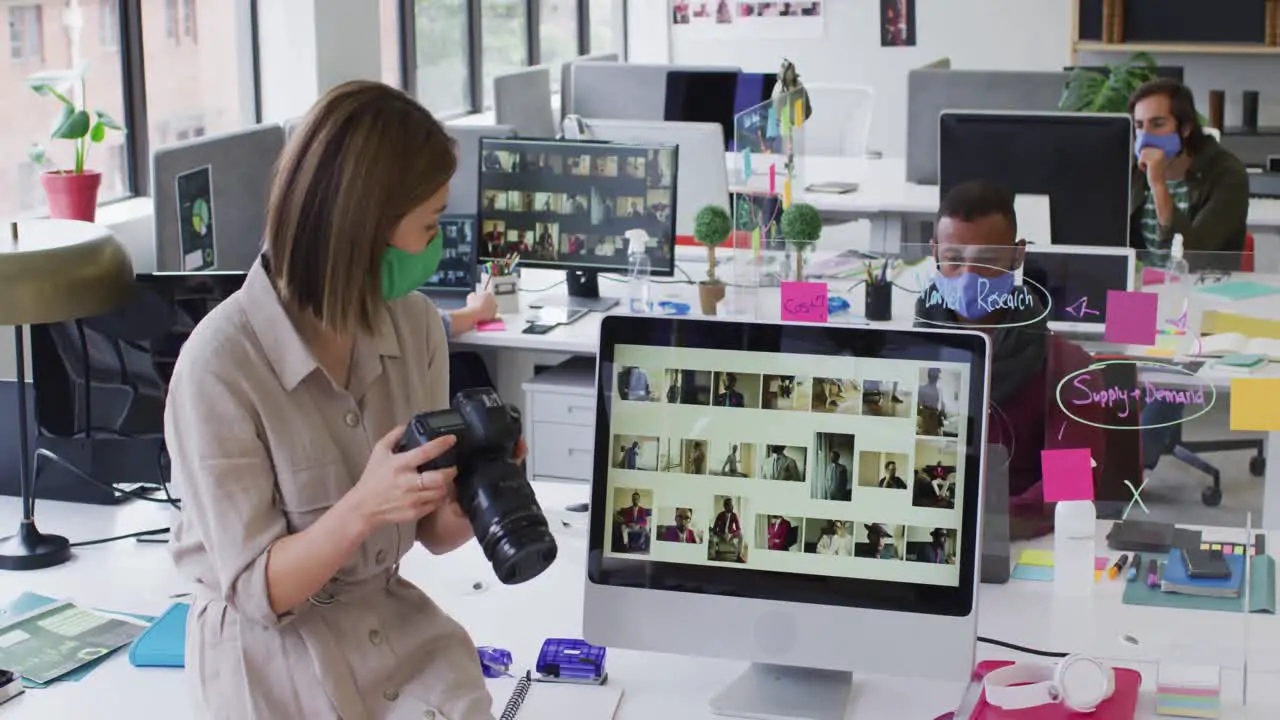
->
<box><xmin>9</xmin><ymin>3</ymin><xmax>45</xmax><ymax>64</ymax></box>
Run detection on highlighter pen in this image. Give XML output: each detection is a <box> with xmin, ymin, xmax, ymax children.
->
<box><xmin>1146</xmin><ymin>559</ymin><xmax>1160</xmax><ymax>588</ymax></box>
<box><xmin>1127</xmin><ymin>553</ymin><xmax>1142</xmax><ymax>582</ymax></box>
<box><xmin>1108</xmin><ymin>554</ymin><xmax>1129</xmax><ymax>580</ymax></box>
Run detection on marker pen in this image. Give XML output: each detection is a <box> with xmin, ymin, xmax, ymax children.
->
<box><xmin>1146</xmin><ymin>559</ymin><xmax>1160</xmax><ymax>588</ymax></box>
<box><xmin>1108</xmin><ymin>554</ymin><xmax>1129</xmax><ymax>580</ymax></box>
<box><xmin>1127</xmin><ymin>553</ymin><xmax>1142</xmax><ymax>582</ymax></box>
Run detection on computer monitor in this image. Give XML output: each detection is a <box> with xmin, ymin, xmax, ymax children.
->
<box><xmin>586</xmin><ymin>316</ymin><xmax>990</xmax><ymax>718</ymax></box>
<box><xmin>419</xmin><ymin>215</ymin><xmax>479</xmax><ymax>310</ymax></box>
<box><xmin>579</xmin><ymin>119</ymin><xmax>728</xmax><ymax>240</ymax></box>
<box><xmin>664</xmin><ymin>70</ymin><xmax>777</xmax><ymax>150</ymax></box>
<box><xmin>477</xmin><ymin>137</ymin><xmax>678</xmax><ymax>312</ymax></box>
<box><xmin>1022</xmin><ymin>245</ymin><xmax>1136</xmax><ymax>335</ymax></box>
<box><xmin>939</xmin><ymin>111</ymin><xmax>1133</xmax><ymax>248</ymax></box>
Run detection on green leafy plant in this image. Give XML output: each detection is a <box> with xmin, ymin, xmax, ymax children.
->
<box><xmin>693</xmin><ymin>205</ymin><xmax>733</xmax><ymax>284</ymax></box>
<box><xmin>780</xmin><ymin>202</ymin><xmax>822</xmax><ymax>281</ymax></box>
<box><xmin>27</xmin><ymin>68</ymin><xmax>124</xmax><ymax>175</ymax></box>
<box><xmin>1059</xmin><ymin>52</ymin><xmax>1158</xmax><ymax>113</ymax></box>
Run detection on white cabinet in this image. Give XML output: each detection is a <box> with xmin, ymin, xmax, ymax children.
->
<box><xmin>522</xmin><ymin>361</ymin><xmax>597</xmax><ymax>483</ymax></box>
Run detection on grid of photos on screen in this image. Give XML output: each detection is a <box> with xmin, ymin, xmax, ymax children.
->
<box><xmin>610</xmin><ymin>361</ymin><xmax>964</xmax><ymax>568</ymax></box>
<box><xmin>478</xmin><ymin>139</ymin><xmax>676</xmax><ymax>270</ymax></box>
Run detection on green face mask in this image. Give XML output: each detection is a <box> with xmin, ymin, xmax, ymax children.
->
<box><xmin>380</xmin><ymin>229</ymin><xmax>443</xmax><ymax>301</ymax></box>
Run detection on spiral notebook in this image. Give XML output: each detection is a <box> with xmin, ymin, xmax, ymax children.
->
<box><xmin>487</xmin><ymin>672</ymin><xmax>622</xmax><ymax>720</ymax></box>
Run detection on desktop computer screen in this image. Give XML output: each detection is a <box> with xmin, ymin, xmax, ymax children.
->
<box><xmin>1022</xmin><ymin>246</ymin><xmax>1135</xmax><ymax>334</ymax></box>
<box><xmin>424</xmin><ymin>216</ymin><xmax>478</xmax><ymax>290</ymax></box>
<box><xmin>939</xmin><ymin>111</ymin><xmax>1133</xmax><ymax>248</ymax></box>
<box><xmin>664</xmin><ymin>70</ymin><xmax>777</xmax><ymax>150</ymax></box>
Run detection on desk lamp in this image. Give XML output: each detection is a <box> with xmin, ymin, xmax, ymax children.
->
<box><xmin>0</xmin><ymin>220</ymin><xmax>133</xmax><ymax>570</ymax></box>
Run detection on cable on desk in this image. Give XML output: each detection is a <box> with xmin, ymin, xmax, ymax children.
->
<box><xmin>517</xmin><ymin>280</ymin><xmax>566</xmax><ymax>293</ymax></box>
<box><xmin>976</xmin><ymin>636</ymin><xmax>1068</xmax><ymax>659</ymax></box>
<box><xmin>70</xmin><ymin>527</ymin><xmax>170</xmax><ymax>548</ymax></box>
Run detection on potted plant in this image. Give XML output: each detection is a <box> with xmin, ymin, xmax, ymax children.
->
<box><xmin>693</xmin><ymin>204</ymin><xmax>733</xmax><ymax>315</ymax></box>
<box><xmin>27</xmin><ymin>67</ymin><xmax>125</xmax><ymax>222</ymax></box>
<box><xmin>780</xmin><ymin>202</ymin><xmax>821</xmax><ymax>281</ymax></box>
<box><xmin>1059</xmin><ymin>52</ymin><xmax>1158</xmax><ymax>113</ymax></box>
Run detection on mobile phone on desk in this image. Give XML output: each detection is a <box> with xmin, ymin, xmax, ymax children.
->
<box><xmin>523</xmin><ymin>323</ymin><xmax>556</xmax><ymax>335</ymax></box>
<box><xmin>1182</xmin><ymin>547</ymin><xmax>1231</xmax><ymax>579</ymax></box>
<box><xmin>805</xmin><ymin>181</ymin><xmax>860</xmax><ymax>194</ymax></box>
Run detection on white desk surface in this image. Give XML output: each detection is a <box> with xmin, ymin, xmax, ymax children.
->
<box><xmin>2</xmin><ymin>484</ymin><xmax>1279</xmax><ymax>719</ymax></box>
<box><xmin>725</xmin><ymin>154</ymin><xmax>1280</xmax><ymax>229</ymax></box>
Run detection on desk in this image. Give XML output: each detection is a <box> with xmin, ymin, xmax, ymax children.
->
<box><xmin>1</xmin><ymin>486</ymin><xmax>1278</xmax><ymax>718</ymax></box>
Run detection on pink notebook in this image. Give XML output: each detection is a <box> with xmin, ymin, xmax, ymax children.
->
<box><xmin>966</xmin><ymin>660</ymin><xmax>1141</xmax><ymax>719</ymax></box>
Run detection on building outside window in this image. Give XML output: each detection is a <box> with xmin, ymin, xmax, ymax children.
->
<box><xmin>9</xmin><ymin>4</ymin><xmax>44</xmax><ymax>63</ymax></box>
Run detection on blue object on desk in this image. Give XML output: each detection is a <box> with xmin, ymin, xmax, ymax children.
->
<box><xmin>477</xmin><ymin>646</ymin><xmax>514</xmax><ymax>678</ymax></box>
<box><xmin>1</xmin><ymin>592</ymin><xmax>157</xmax><ymax>686</ymax></box>
<box><xmin>1010</xmin><ymin>564</ymin><xmax>1054</xmax><ymax>582</ymax></box>
<box><xmin>536</xmin><ymin>638</ymin><xmax>606</xmax><ymax>683</ymax></box>
<box><xmin>656</xmin><ymin>300</ymin><xmax>691</xmax><ymax>316</ymax></box>
<box><xmin>828</xmin><ymin>296</ymin><xmax>850</xmax><ymax>315</ymax></box>
<box><xmin>128</xmin><ymin>602</ymin><xmax>189</xmax><ymax>668</ymax></box>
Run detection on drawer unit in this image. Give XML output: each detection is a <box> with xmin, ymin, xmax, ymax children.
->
<box><xmin>523</xmin><ymin>360</ymin><xmax>597</xmax><ymax>482</ymax></box>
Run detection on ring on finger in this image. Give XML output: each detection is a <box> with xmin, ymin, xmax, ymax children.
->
<box><xmin>416</xmin><ymin>473</ymin><xmax>426</xmax><ymax>491</ymax></box>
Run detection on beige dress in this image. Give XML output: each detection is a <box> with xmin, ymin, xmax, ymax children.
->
<box><xmin>166</xmin><ymin>259</ymin><xmax>493</xmax><ymax>720</ymax></box>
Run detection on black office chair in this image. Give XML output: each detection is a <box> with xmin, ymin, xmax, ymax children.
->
<box><xmin>1145</xmin><ymin>419</ymin><xmax>1265</xmax><ymax>507</ymax></box>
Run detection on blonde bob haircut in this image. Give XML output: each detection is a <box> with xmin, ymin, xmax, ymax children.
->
<box><xmin>264</xmin><ymin>80</ymin><xmax>457</xmax><ymax>335</ymax></box>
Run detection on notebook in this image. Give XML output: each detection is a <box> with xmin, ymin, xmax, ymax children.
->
<box><xmin>1162</xmin><ymin>548</ymin><xmax>1244</xmax><ymax>598</ymax></box>
<box><xmin>1194</xmin><ymin>333</ymin><xmax>1280</xmax><ymax>360</ymax></box>
<box><xmin>488</xmin><ymin>674</ymin><xmax>622</xmax><ymax>720</ymax></box>
<box><xmin>128</xmin><ymin>602</ymin><xmax>189</xmax><ymax>668</ymax></box>
<box><xmin>1207</xmin><ymin>353</ymin><xmax>1268</xmax><ymax>375</ymax></box>
<box><xmin>967</xmin><ymin>660</ymin><xmax>1141</xmax><ymax>719</ymax></box>
<box><xmin>1195</xmin><ymin>280</ymin><xmax>1280</xmax><ymax>302</ymax></box>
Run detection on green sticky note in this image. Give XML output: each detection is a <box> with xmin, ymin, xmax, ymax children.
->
<box><xmin>1196</xmin><ymin>281</ymin><xmax>1280</xmax><ymax>301</ymax></box>
<box><xmin>751</xmin><ymin>226</ymin><xmax>761</xmax><ymax>253</ymax></box>
<box><xmin>780</xmin><ymin>104</ymin><xmax>791</xmax><ymax>134</ymax></box>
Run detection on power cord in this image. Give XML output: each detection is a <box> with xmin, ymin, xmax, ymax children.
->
<box><xmin>976</xmin><ymin>636</ymin><xmax>1068</xmax><ymax>659</ymax></box>
<box><xmin>32</xmin><ymin>446</ymin><xmax>175</xmax><ymax>549</ymax></box>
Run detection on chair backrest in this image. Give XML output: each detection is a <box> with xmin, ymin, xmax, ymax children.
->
<box><xmin>796</xmin><ymin>83</ymin><xmax>874</xmax><ymax>157</ymax></box>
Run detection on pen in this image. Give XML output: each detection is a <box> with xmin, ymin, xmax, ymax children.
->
<box><xmin>1108</xmin><ymin>554</ymin><xmax>1129</xmax><ymax>580</ymax></box>
<box><xmin>1146</xmin><ymin>559</ymin><xmax>1159</xmax><ymax>588</ymax></box>
<box><xmin>879</xmin><ymin>258</ymin><xmax>890</xmax><ymax>283</ymax></box>
<box><xmin>1127</xmin><ymin>553</ymin><xmax>1142</xmax><ymax>582</ymax></box>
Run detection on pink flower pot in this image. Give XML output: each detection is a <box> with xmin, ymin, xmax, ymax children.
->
<box><xmin>40</xmin><ymin>170</ymin><xmax>103</xmax><ymax>222</ymax></box>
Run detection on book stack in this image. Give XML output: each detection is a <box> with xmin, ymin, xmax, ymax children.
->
<box><xmin>1155</xmin><ymin>665</ymin><xmax>1221</xmax><ymax>718</ymax></box>
<box><xmin>1161</xmin><ymin>549</ymin><xmax>1244</xmax><ymax>598</ymax></box>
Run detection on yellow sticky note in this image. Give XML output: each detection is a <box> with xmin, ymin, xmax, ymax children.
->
<box><xmin>751</xmin><ymin>226</ymin><xmax>761</xmax><ymax>254</ymax></box>
<box><xmin>1018</xmin><ymin>549</ymin><xmax>1055</xmax><ymax>567</ymax></box>
<box><xmin>1230</xmin><ymin>378</ymin><xmax>1280</xmax><ymax>431</ymax></box>
<box><xmin>794</xmin><ymin>98</ymin><xmax>804</xmax><ymax>129</ymax></box>
<box><xmin>1211</xmin><ymin>544</ymin><xmax>1222</xmax><ymax>551</ymax></box>
<box><xmin>783</xmin><ymin>179</ymin><xmax>793</xmax><ymax>208</ymax></box>
<box><xmin>1094</xmin><ymin>570</ymin><xmax>1103</xmax><ymax>582</ymax></box>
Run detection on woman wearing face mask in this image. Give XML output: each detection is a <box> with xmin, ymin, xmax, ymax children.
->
<box><xmin>915</xmin><ymin>180</ymin><xmax>1107</xmax><ymax>539</ymax></box>
<box><xmin>1129</xmin><ymin>79</ymin><xmax>1249</xmax><ymax>263</ymax></box>
<box><xmin>164</xmin><ymin>82</ymin><xmax>524</xmax><ymax>720</ymax></box>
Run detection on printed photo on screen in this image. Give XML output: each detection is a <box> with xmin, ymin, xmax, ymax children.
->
<box><xmin>812</xmin><ymin>377</ymin><xmax>861</xmax><ymax>414</ymax></box>
<box><xmin>917</xmin><ymin>367</ymin><xmax>962</xmax><ymax>437</ymax></box>
<box><xmin>482</xmin><ymin>148</ymin><xmax>520</xmax><ymax>173</ymax></box>
<box><xmin>904</xmin><ymin>527</ymin><xmax>957</xmax><ymax>565</ymax></box>
<box><xmin>613</xmin><ymin>434</ymin><xmax>661</xmax><ymax>471</ymax></box>
<box><xmin>567</xmin><ymin>154</ymin><xmax>591</xmax><ymax>176</ymax></box>
<box><xmin>565</xmin><ymin>193</ymin><xmax>589</xmax><ymax>214</ymax></box>
<box><xmin>807</xmin><ymin>519</ymin><xmax>854</xmax><ymax>556</ymax></box>
<box><xmin>656</xmin><ymin>507</ymin><xmax>703</xmax><ymax>544</ymax></box>
<box><xmin>616</xmin><ymin>364</ymin><xmax>662</xmax><ymax>401</ymax></box>
<box><xmin>624</xmin><ymin>156</ymin><xmax>647</xmax><ymax>180</ymax></box>
<box><xmin>912</xmin><ymin>438</ymin><xmax>958</xmax><ymax>510</ymax></box>
<box><xmin>527</xmin><ymin>222</ymin><xmax>559</xmax><ymax>261</ymax></box>
<box><xmin>857</xmin><ymin>451</ymin><xmax>911</xmax><ymax>490</ymax></box>
<box><xmin>482</xmin><ymin>189</ymin><xmax>508</xmax><ymax>212</ymax></box>
<box><xmin>762</xmin><ymin>374</ymin><xmax>812</xmax><ymax>410</ymax></box>
<box><xmin>646</xmin><ymin>189</ymin><xmax>673</xmax><ymax>224</ymax></box>
<box><xmin>524</xmin><ymin>152</ymin><xmax>564</xmax><ymax>176</ymax></box>
<box><xmin>507</xmin><ymin>190</ymin><xmax>532</xmax><ymax>212</ymax></box>
<box><xmin>708</xmin><ymin>440</ymin><xmax>756</xmax><ymax>478</ymax></box>
<box><xmin>646</xmin><ymin>148</ymin><xmax>674</xmax><ymax>188</ymax></box>
<box><xmin>861</xmin><ymin>379</ymin><xmax>913</xmax><ymax>418</ymax></box>
<box><xmin>661</xmin><ymin>369</ymin><xmax>713</xmax><ymax>405</ymax></box>
<box><xmin>657</xmin><ymin>438</ymin><xmax>680</xmax><ymax>473</ymax></box>
<box><xmin>855</xmin><ymin>522</ymin><xmax>904</xmax><ymax>560</ymax></box>
<box><xmin>590</xmin><ymin>188</ymin><xmax>615</xmax><ymax>224</ymax></box>
<box><xmin>711</xmin><ymin>371</ymin><xmax>763</xmax><ymax>409</ymax></box>
<box><xmin>811</xmin><ymin>433</ymin><xmax>855</xmax><ymax>501</ymax></box>
<box><xmin>559</xmin><ymin>233</ymin><xmax>588</xmax><ymax>256</ymax></box>
<box><xmin>594</xmin><ymin>156</ymin><xmax>619</xmax><ymax>178</ymax></box>
<box><xmin>481</xmin><ymin>220</ymin><xmax>506</xmax><ymax>258</ymax></box>
<box><xmin>708</xmin><ymin>495</ymin><xmax>748</xmax><ymax>563</ymax></box>
<box><xmin>678</xmin><ymin>438</ymin><xmax>710</xmax><ymax>475</ymax></box>
<box><xmin>760</xmin><ymin>444</ymin><xmax>807</xmax><ymax>482</ymax></box>
<box><xmin>756</xmin><ymin>513</ymin><xmax>803</xmax><ymax>552</ymax></box>
<box><xmin>618</xmin><ymin>195</ymin><xmax>646</xmax><ymax>219</ymax></box>
<box><xmin>611</xmin><ymin>488</ymin><xmax>654</xmax><ymax>554</ymax></box>
<box><xmin>533</xmin><ymin>191</ymin><xmax>563</xmax><ymax>213</ymax></box>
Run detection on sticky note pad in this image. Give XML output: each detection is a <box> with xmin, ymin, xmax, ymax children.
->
<box><xmin>1196</xmin><ymin>280</ymin><xmax>1280</xmax><ymax>302</ymax></box>
<box><xmin>781</xmin><ymin>282</ymin><xmax>828</xmax><ymax>323</ymax></box>
<box><xmin>1230</xmin><ymin>378</ymin><xmax>1280</xmax><ymax>431</ymax></box>
<box><xmin>1096</xmin><ymin>557</ymin><xmax>1110</xmax><ymax>571</ymax></box>
<box><xmin>1041</xmin><ymin>448</ymin><xmax>1095</xmax><ymax>502</ymax></box>
<box><xmin>743</xmin><ymin>148</ymin><xmax>752</xmax><ymax>177</ymax></box>
<box><xmin>793</xmin><ymin>98</ymin><xmax>805</xmax><ymax>128</ymax></box>
<box><xmin>476</xmin><ymin>319</ymin><xmax>506</xmax><ymax>332</ymax></box>
<box><xmin>1018</xmin><ymin>549</ymin><xmax>1055</xmax><ymax>567</ymax></box>
<box><xmin>783</xmin><ymin>179</ymin><xmax>793</xmax><ymax>208</ymax></box>
<box><xmin>1104</xmin><ymin>290</ymin><xmax>1159</xmax><ymax>346</ymax></box>
<box><xmin>769</xmin><ymin>164</ymin><xmax>777</xmax><ymax>194</ymax></box>
<box><xmin>1011</xmin><ymin>564</ymin><xmax>1054</xmax><ymax>582</ymax></box>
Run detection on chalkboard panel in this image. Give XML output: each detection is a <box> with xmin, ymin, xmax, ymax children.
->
<box><xmin>1075</xmin><ymin>0</ymin><xmax>1268</xmax><ymax>44</ymax></box>
<box><xmin>1078</xmin><ymin>0</ymin><xmax>1103</xmax><ymax>41</ymax></box>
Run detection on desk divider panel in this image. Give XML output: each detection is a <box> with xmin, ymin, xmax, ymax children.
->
<box><xmin>568</xmin><ymin>62</ymin><xmax>741</xmax><ymax>122</ymax></box>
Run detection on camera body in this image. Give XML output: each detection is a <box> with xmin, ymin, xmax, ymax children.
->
<box><xmin>397</xmin><ymin>388</ymin><xmax>557</xmax><ymax>585</ymax></box>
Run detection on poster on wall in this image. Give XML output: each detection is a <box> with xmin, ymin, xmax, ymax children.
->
<box><xmin>879</xmin><ymin>0</ymin><xmax>916</xmax><ymax>47</ymax></box>
<box><xmin>671</xmin><ymin>1</ymin><xmax>824</xmax><ymax>40</ymax></box>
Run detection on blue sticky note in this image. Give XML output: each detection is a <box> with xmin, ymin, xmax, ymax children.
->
<box><xmin>1196</xmin><ymin>281</ymin><xmax>1280</xmax><ymax>302</ymax></box>
<box><xmin>743</xmin><ymin>148</ymin><xmax>752</xmax><ymax>177</ymax></box>
<box><xmin>766</xmin><ymin>106</ymin><xmax>779</xmax><ymax>139</ymax></box>
<box><xmin>1011</xmin><ymin>564</ymin><xmax>1054</xmax><ymax>582</ymax></box>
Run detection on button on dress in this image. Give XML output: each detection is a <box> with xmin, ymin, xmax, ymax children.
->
<box><xmin>166</xmin><ymin>260</ymin><xmax>493</xmax><ymax>720</ymax></box>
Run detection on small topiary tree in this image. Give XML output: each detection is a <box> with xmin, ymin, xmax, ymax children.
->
<box><xmin>780</xmin><ymin>202</ymin><xmax>822</xmax><ymax>281</ymax></box>
<box><xmin>694</xmin><ymin>204</ymin><xmax>733</xmax><ymax>284</ymax></box>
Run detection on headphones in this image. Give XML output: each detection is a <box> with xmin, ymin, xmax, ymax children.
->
<box><xmin>983</xmin><ymin>655</ymin><xmax>1115</xmax><ymax>713</ymax></box>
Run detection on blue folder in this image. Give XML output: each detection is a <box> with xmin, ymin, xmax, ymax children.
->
<box><xmin>127</xmin><ymin>602</ymin><xmax>189</xmax><ymax>668</ymax></box>
<box><xmin>1</xmin><ymin>592</ymin><xmax>156</xmax><ymax>687</ymax></box>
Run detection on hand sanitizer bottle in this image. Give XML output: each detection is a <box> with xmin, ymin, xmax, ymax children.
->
<box><xmin>1053</xmin><ymin>499</ymin><xmax>1097</xmax><ymax>596</ymax></box>
<box><xmin>1158</xmin><ymin>233</ymin><xmax>1191</xmax><ymax>332</ymax></box>
<box><xmin>625</xmin><ymin>229</ymin><xmax>652</xmax><ymax>314</ymax></box>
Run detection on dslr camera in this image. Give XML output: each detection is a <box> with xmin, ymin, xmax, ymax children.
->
<box><xmin>397</xmin><ymin>387</ymin><xmax>557</xmax><ymax>585</ymax></box>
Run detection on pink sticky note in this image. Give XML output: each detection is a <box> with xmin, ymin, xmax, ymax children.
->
<box><xmin>769</xmin><ymin>164</ymin><xmax>777</xmax><ymax>195</ymax></box>
<box><xmin>1095</xmin><ymin>557</ymin><xmax>1109</xmax><ymax>571</ymax></box>
<box><xmin>1140</xmin><ymin>267</ymin><xmax>1168</xmax><ymax>287</ymax></box>
<box><xmin>781</xmin><ymin>282</ymin><xmax>828</xmax><ymax>323</ymax></box>
<box><xmin>476</xmin><ymin>319</ymin><xmax>507</xmax><ymax>332</ymax></box>
<box><xmin>1041</xmin><ymin>448</ymin><xmax>1094</xmax><ymax>502</ymax></box>
<box><xmin>1103</xmin><ymin>290</ymin><xmax>1158</xmax><ymax>346</ymax></box>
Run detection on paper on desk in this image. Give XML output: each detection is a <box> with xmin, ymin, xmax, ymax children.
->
<box><xmin>0</xmin><ymin>595</ymin><xmax>151</xmax><ymax>686</ymax></box>
<box><xmin>1</xmin><ymin>592</ymin><xmax>156</xmax><ymax>687</ymax></box>
<box><xmin>1104</xmin><ymin>290</ymin><xmax>1159</xmax><ymax>346</ymax></box>
<box><xmin>476</xmin><ymin>319</ymin><xmax>507</xmax><ymax>332</ymax></box>
<box><xmin>488</xmin><ymin>677</ymin><xmax>623</xmax><ymax>720</ymax></box>
<box><xmin>1229</xmin><ymin>378</ymin><xmax>1280</xmax><ymax>431</ymax></box>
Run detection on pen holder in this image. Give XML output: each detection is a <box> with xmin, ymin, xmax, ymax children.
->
<box><xmin>865</xmin><ymin>281</ymin><xmax>892</xmax><ymax>322</ymax></box>
<box><xmin>483</xmin><ymin>273</ymin><xmax>520</xmax><ymax>316</ymax></box>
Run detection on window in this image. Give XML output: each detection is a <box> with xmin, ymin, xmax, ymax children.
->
<box><xmin>588</xmin><ymin>0</ymin><xmax>616</xmax><ymax>54</ymax></box>
<box><xmin>9</xmin><ymin>4</ymin><xmax>43</xmax><ymax>63</ymax></box>
<box><xmin>410</xmin><ymin>0</ymin><xmax>472</xmax><ymax>115</ymax></box>
<box><xmin>538</xmin><ymin>0</ymin><xmax>578</xmax><ymax>91</ymax></box>
<box><xmin>181</xmin><ymin>0</ymin><xmax>197</xmax><ymax>43</ymax></box>
<box><xmin>479</xmin><ymin>0</ymin><xmax>528</xmax><ymax>109</ymax></box>
<box><xmin>99</xmin><ymin>0</ymin><xmax>120</xmax><ymax>49</ymax></box>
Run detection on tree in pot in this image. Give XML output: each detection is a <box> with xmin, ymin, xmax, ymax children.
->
<box><xmin>693</xmin><ymin>204</ymin><xmax>733</xmax><ymax>315</ymax></box>
<box><xmin>27</xmin><ymin>68</ymin><xmax>125</xmax><ymax>222</ymax></box>
<box><xmin>780</xmin><ymin>202</ymin><xmax>821</xmax><ymax>281</ymax></box>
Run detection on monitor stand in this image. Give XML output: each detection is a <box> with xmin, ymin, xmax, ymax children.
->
<box><xmin>529</xmin><ymin>270</ymin><xmax>619</xmax><ymax>313</ymax></box>
<box><xmin>710</xmin><ymin>664</ymin><xmax>852</xmax><ymax>720</ymax></box>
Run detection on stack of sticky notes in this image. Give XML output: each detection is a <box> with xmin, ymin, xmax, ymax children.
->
<box><xmin>1155</xmin><ymin>665</ymin><xmax>1220</xmax><ymax>718</ymax></box>
<box><xmin>1009</xmin><ymin>550</ymin><xmax>1111</xmax><ymax>582</ymax></box>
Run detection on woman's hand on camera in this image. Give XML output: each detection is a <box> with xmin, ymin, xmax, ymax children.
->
<box><xmin>344</xmin><ymin>425</ymin><xmax>458</xmax><ymax>533</ymax></box>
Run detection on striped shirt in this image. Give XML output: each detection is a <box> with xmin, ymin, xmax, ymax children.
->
<box><xmin>1140</xmin><ymin>179</ymin><xmax>1190</xmax><ymax>252</ymax></box>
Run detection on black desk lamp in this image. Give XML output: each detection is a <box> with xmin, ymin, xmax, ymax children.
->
<box><xmin>0</xmin><ymin>220</ymin><xmax>133</xmax><ymax>570</ymax></box>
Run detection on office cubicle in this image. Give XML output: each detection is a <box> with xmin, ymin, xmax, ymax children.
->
<box><xmin>568</xmin><ymin>62</ymin><xmax>741</xmax><ymax>121</ymax></box>
<box><xmin>151</xmin><ymin>123</ymin><xmax>286</xmax><ymax>272</ymax></box>
<box><xmin>494</xmin><ymin>65</ymin><xmax>557</xmax><ymax>139</ymax></box>
<box><xmin>560</xmin><ymin>52</ymin><xmax>620</xmax><ymax>120</ymax></box>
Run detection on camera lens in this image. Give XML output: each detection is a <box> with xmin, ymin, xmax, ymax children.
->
<box><xmin>463</xmin><ymin>462</ymin><xmax>558</xmax><ymax>585</ymax></box>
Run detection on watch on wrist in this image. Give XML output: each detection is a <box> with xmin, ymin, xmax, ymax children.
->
<box><xmin>983</xmin><ymin>654</ymin><xmax>1115</xmax><ymax>713</ymax></box>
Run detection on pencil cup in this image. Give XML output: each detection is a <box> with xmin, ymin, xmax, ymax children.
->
<box><xmin>484</xmin><ymin>274</ymin><xmax>520</xmax><ymax>316</ymax></box>
<box><xmin>865</xmin><ymin>282</ymin><xmax>892</xmax><ymax>322</ymax></box>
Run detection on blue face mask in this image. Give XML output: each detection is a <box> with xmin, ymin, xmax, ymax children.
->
<box><xmin>930</xmin><ymin>270</ymin><xmax>1016</xmax><ymax>321</ymax></box>
<box><xmin>1135</xmin><ymin>130</ymin><xmax>1182</xmax><ymax>161</ymax></box>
